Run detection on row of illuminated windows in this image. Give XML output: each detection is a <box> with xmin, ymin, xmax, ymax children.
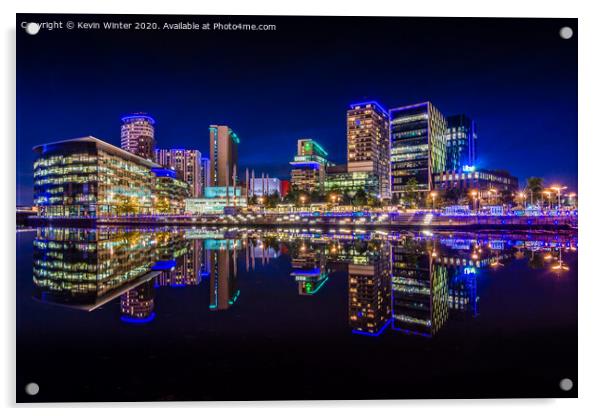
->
<box><xmin>34</xmin><ymin>154</ymin><xmax>97</xmax><ymax>169</ymax></box>
<box><xmin>34</xmin><ymin>165</ymin><xmax>98</xmax><ymax>178</ymax></box>
<box><xmin>34</xmin><ymin>175</ymin><xmax>98</xmax><ymax>186</ymax></box>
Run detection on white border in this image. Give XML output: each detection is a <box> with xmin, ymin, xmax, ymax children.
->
<box><xmin>2</xmin><ymin>1</ymin><xmax>600</xmax><ymax>414</ymax></box>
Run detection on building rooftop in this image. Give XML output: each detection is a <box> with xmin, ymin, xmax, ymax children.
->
<box><xmin>32</xmin><ymin>136</ymin><xmax>161</xmax><ymax>168</ymax></box>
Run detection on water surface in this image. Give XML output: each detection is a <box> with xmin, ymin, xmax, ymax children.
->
<box><xmin>16</xmin><ymin>227</ymin><xmax>578</xmax><ymax>401</ymax></box>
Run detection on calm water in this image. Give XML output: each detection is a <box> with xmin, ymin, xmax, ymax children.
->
<box><xmin>16</xmin><ymin>227</ymin><xmax>578</xmax><ymax>402</ymax></box>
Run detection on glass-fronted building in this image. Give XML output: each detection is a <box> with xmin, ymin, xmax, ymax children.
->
<box><xmin>33</xmin><ymin>136</ymin><xmax>189</xmax><ymax>218</ymax></box>
<box><xmin>324</xmin><ymin>164</ymin><xmax>379</xmax><ymax>196</ymax></box>
<box><xmin>390</xmin><ymin>102</ymin><xmax>447</xmax><ymax>196</ymax></box>
<box><xmin>445</xmin><ymin>114</ymin><xmax>477</xmax><ymax>171</ymax></box>
<box><xmin>434</xmin><ymin>168</ymin><xmax>519</xmax><ymax>198</ymax></box>
<box><xmin>185</xmin><ymin>186</ymin><xmax>247</xmax><ymax>214</ymax></box>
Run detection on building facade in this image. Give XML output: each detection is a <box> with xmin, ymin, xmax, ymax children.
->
<box><xmin>347</xmin><ymin>102</ymin><xmax>391</xmax><ymax>198</ymax></box>
<box><xmin>120</xmin><ymin>113</ymin><xmax>156</xmax><ymax>162</ymax></box>
<box><xmin>324</xmin><ymin>164</ymin><xmax>379</xmax><ymax>196</ymax></box>
<box><xmin>155</xmin><ymin>149</ymin><xmax>203</xmax><ymax>197</ymax></box>
<box><xmin>33</xmin><ymin>136</ymin><xmax>189</xmax><ymax>218</ymax></box>
<box><xmin>209</xmin><ymin>125</ymin><xmax>239</xmax><ymax>187</ymax></box>
<box><xmin>434</xmin><ymin>168</ymin><xmax>519</xmax><ymax>198</ymax></box>
<box><xmin>390</xmin><ymin>102</ymin><xmax>447</xmax><ymax>196</ymax></box>
<box><xmin>290</xmin><ymin>139</ymin><xmax>330</xmax><ymax>193</ymax></box>
<box><xmin>152</xmin><ymin>168</ymin><xmax>191</xmax><ymax>214</ymax></box>
<box><xmin>250</xmin><ymin>177</ymin><xmax>281</xmax><ymax>197</ymax></box>
<box><xmin>200</xmin><ymin>157</ymin><xmax>211</xmax><ymax>190</ymax></box>
<box><xmin>445</xmin><ymin>114</ymin><xmax>477</xmax><ymax>171</ymax></box>
<box><xmin>185</xmin><ymin>186</ymin><xmax>247</xmax><ymax>215</ymax></box>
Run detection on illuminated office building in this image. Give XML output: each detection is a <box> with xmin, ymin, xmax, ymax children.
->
<box><xmin>155</xmin><ymin>149</ymin><xmax>204</xmax><ymax>197</ymax></box>
<box><xmin>390</xmin><ymin>102</ymin><xmax>447</xmax><ymax>195</ymax></box>
<box><xmin>434</xmin><ymin>167</ymin><xmax>518</xmax><ymax>198</ymax></box>
<box><xmin>185</xmin><ymin>186</ymin><xmax>247</xmax><ymax>214</ymax></box>
<box><xmin>324</xmin><ymin>164</ymin><xmax>379</xmax><ymax>196</ymax></box>
<box><xmin>289</xmin><ymin>139</ymin><xmax>330</xmax><ymax>192</ymax></box>
<box><xmin>120</xmin><ymin>113</ymin><xmax>156</xmax><ymax>161</ymax></box>
<box><xmin>33</xmin><ymin>136</ymin><xmax>189</xmax><ymax>218</ymax></box>
<box><xmin>445</xmin><ymin>114</ymin><xmax>477</xmax><ymax>171</ymax></box>
<box><xmin>347</xmin><ymin>102</ymin><xmax>391</xmax><ymax>198</ymax></box>
<box><xmin>209</xmin><ymin>125</ymin><xmax>239</xmax><ymax>187</ymax></box>
<box><xmin>152</xmin><ymin>168</ymin><xmax>191</xmax><ymax>214</ymax></box>
<box><xmin>348</xmin><ymin>246</ymin><xmax>392</xmax><ymax>336</ymax></box>
<box><xmin>391</xmin><ymin>240</ymin><xmax>449</xmax><ymax>337</ymax></box>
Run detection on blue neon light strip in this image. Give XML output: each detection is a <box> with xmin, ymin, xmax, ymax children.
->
<box><xmin>151</xmin><ymin>260</ymin><xmax>177</xmax><ymax>271</ymax></box>
<box><xmin>389</xmin><ymin>102</ymin><xmax>429</xmax><ymax>113</ymax></box>
<box><xmin>120</xmin><ymin>312</ymin><xmax>156</xmax><ymax>324</ymax></box>
<box><xmin>349</xmin><ymin>101</ymin><xmax>389</xmax><ymax>116</ymax></box>
<box><xmin>121</xmin><ymin>114</ymin><xmax>156</xmax><ymax>124</ymax></box>
<box><xmin>151</xmin><ymin>167</ymin><xmax>177</xmax><ymax>178</ymax></box>
<box><xmin>351</xmin><ymin>317</ymin><xmax>392</xmax><ymax>337</ymax></box>
<box><xmin>390</xmin><ymin>321</ymin><xmax>433</xmax><ymax>338</ymax></box>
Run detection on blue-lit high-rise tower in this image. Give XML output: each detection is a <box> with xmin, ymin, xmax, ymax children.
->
<box><xmin>445</xmin><ymin>114</ymin><xmax>477</xmax><ymax>171</ymax></box>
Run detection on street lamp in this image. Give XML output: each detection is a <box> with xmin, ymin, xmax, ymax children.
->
<box><xmin>550</xmin><ymin>185</ymin><xmax>567</xmax><ymax>210</ymax></box>
<box><xmin>429</xmin><ymin>191</ymin><xmax>437</xmax><ymax>211</ymax></box>
<box><xmin>488</xmin><ymin>188</ymin><xmax>497</xmax><ymax>205</ymax></box>
<box><xmin>470</xmin><ymin>190</ymin><xmax>478</xmax><ymax>213</ymax></box>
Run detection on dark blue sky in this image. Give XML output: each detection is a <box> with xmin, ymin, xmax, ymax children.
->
<box><xmin>17</xmin><ymin>14</ymin><xmax>577</xmax><ymax>204</ymax></box>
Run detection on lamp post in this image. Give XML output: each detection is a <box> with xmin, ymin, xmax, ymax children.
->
<box><xmin>550</xmin><ymin>185</ymin><xmax>567</xmax><ymax>210</ymax></box>
<box><xmin>489</xmin><ymin>188</ymin><xmax>497</xmax><ymax>205</ymax></box>
<box><xmin>429</xmin><ymin>191</ymin><xmax>437</xmax><ymax>211</ymax></box>
<box><xmin>300</xmin><ymin>195</ymin><xmax>307</xmax><ymax>208</ymax></box>
<box><xmin>471</xmin><ymin>190</ymin><xmax>478</xmax><ymax>213</ymax></box>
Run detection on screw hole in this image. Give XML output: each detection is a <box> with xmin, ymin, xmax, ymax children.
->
<box><xmin>25</xmin><ymin>382</ymin><xmax>39</xmax><ymax>396</ymax></box>
<box><xmin>559</xmin><ymin>378</ymin><xmax>573</xmax><ymax>391</ymax></box>
<box><xmin>559</xmin><ymin>27</ymin><xmax>573</xmax><ymax>40</ymax></box>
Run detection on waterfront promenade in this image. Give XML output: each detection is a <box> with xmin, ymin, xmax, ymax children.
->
<box><xmin>24</xmin><ymin>210</ymin><xmax>578</xmax><ymax>230</ymax></box>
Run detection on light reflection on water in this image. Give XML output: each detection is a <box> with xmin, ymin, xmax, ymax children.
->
<box><xmin>30</xmin><ymin>226</ymin><xmax>578</xmax><ymax>338</ymax></box>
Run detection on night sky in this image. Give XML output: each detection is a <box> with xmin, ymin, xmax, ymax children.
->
<box><xmin>16</xmin><ymin>14</ymin><xmax>577</xmax><ymax>204</ymax></box>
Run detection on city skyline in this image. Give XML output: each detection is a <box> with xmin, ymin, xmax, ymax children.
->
<box><xmin>17</xmin><ymin>15</ymin><xmax>577</xmax><ymax>205</ymax></box>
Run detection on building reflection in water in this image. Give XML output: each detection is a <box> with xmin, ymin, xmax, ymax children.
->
<box><xmin>33</xmin><ymin>227</ymin><xmax>163</xmax><ymax>311</ymax></box>
<box><xmin>348</xmin><ymin>241</ymin><xmax>392</xmax><ymax>336</ymax></box>
<box><xmin>31</xmin><ymin>227</ymin><xmax>577</xmax><ymax>332</ymax></box>
<box><xmin>207</xmin><ymin>239</ymin><xmax>240</xmax><ymax>311</ymax></box>
<box><xmin>290</xmin><ymin>241</ymin><xmax>329</xmax><ymax>296</ymax></box>
<box><xmin>391</xmin><ymin>239</ymin><xmax>449</xmax><ymax>337</ymax></box>
<box><xmin>120</xmin><ymin>279</ymin><xmax>156</xmax><ymax>323</ymax></box>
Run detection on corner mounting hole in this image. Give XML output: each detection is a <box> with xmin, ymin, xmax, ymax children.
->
<box><xmin>559</xmin><ymin>27</ymin><xmax>573</xmax><ymax>40</ymax></box>
<box><xmin>559</xmin><ymin>378</ymin><xmax>573</xmax><ymax>391</ymax></box>
<box><xmin>25</xmin><ymin>382</ymin><xmax>39</xmax><ymax>396</ymax></box>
